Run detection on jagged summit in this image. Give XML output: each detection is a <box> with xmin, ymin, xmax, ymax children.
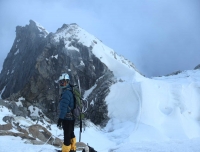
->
<box><xmin>0</xmin><ymin>19</ymin><xmax>143</xmax><ymax>126</ymax></box>
<box><xmin>20</xmin><ymin>20</ymin><xmax>140</xmax><ymax>80</ymax></box>
<box><xmin>17</xmin><ymin>20</ymin><xmax>49</xmax><ymax>38</ymax></box>
<box><xmin>30</xmin><ymin>20</ymin><xmax>49</xmax><ymax>36</ymax></box>
<box><xmin>34</xmin><ymin>21</ymin><xmax>49</xmax><ymax>37</ymax></box>
<box><xmin>0</xmin><ymin>20</ymin><xmax>142</xmax><ymax>126</ymax></box>
<box><xmin>52</xmin><ymin>21</ymin><xmax>141</xmax><ymax>80</ymax></box>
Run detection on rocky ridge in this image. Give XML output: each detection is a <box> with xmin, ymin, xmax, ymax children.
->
<box><xmin>0</xmin><ymin>20</ymin><xmax>139</xmax><ymax>126</ymax></box>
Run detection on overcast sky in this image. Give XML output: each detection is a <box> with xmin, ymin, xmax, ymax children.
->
<box><xmin>0</xmin><ymin>0</ymin><xmax>200</xmax><ymax>77</ymax></box>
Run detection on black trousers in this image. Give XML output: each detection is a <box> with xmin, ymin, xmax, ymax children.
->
<box><xmin>62</xmin><ymin>119</ymin><xmax>75</xmax><ymax>146</ymax></box>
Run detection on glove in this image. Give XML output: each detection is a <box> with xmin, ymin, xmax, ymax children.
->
<box><xmin>57</xmin><ymin>118</ymin><xmax>63</xmax><ymax>127</ymax></box>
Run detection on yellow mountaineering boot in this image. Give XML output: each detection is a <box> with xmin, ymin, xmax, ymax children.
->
<box><xmin>70</xmin><ymin>137</ymin><xmax>76</xmax><ymax>152</ymax></box>
<box><xmin>62</xmin><ymin>144</ymin><xmax>71</xmax><ymax>152</ymax></box>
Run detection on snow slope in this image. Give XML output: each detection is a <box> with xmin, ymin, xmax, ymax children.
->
<box><xmin>1</xmin><ymin>69</ymin><xmax>200</xmax><ymax>152</ymax></box>
<box><xmin>104</xmin><ymin>69</ymin><xmax>200</xmax><ymax>151</ymax></box>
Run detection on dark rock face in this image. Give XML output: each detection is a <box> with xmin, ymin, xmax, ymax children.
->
<box><xmin>0</xmin><ymin>20</ymin><xmax>114</xmax><ymax>126</ymax></box>
<box><xmin>0</xmin><ymin>20</ymin><xmax>47</xmax><ymax>98</ymax></box>
<box><xmin>165</xmin><ymin>70</ymin><xmax>182</xmax><ymax>77</ymax></box>
<box><xmin>194</xmin><ymin>64</ymin><xmax>200</xmax><ymax>70</ymax></box>
<box><xmin>86</xmin><ymin>72</ymin><xmax>113</xmax><ymax>126</ymax></box>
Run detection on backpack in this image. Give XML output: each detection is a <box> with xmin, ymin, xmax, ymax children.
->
<box><xmin>69</xmin><ymin>83</ymin><xmax>88</xmax><ymax>142</ymax></box>
<box><xmin>68</xmin><ymin>84</ymin><xmax>85</xmax><ymax>120</ymax></box>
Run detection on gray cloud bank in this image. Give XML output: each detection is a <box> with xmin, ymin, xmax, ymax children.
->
<box><xmin>0</xmin><ymin>0</ymin><xmax>200</xmax><ymax>77</ymax></box>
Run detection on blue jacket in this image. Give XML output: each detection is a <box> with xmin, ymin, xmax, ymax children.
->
<box><xmin>59</xmin><ymin>85</ymin><xmax>74</xmax><ymax>120</ymax></box>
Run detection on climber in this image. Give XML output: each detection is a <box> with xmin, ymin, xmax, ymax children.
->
<box><xmin>57</xmin><ymin>73</ymin><xmax>76</xmax><ymax>152</ymax></box>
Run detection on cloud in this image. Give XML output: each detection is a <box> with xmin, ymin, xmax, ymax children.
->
<box><xmin>0</xmin><ymin>0</ymin><xmax>200</xmax><ymax>77</ymax></box>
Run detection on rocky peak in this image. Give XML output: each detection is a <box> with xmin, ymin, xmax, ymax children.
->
<box><xmin>30</xmin><ymin>20</ymin><xmax>49</xmax><ymax>37</ymax></box>
<box><xmin>0</xmin><ymin>20</ymin><xmax>48</xmax><ymax>99</ymax></box>
<box><xmin>0</xmin><ymin>20</ymin><xmax>115</xmax><ymax>126</ymax></box>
